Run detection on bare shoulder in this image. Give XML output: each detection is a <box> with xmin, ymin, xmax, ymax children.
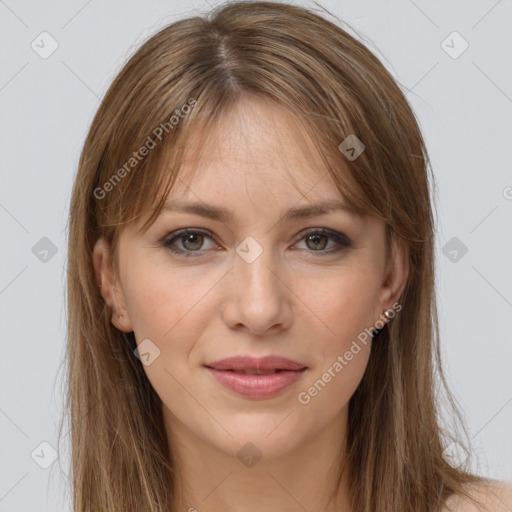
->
<box><xmin>442</xmin><ymin>481</ymin><xmax>512</xmax><ymax>512</ymax></box>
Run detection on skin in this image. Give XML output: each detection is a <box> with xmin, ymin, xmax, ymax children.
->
<box><xmin>93</xmin><ymin>95</ymin><xmax>411</xmax><ymax>511</ymax></box>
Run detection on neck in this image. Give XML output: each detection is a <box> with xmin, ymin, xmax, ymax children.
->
<box><xmin>164</xmin><ymin>407</ymin><xmax>353</xmax><ymax>512</ymax></box>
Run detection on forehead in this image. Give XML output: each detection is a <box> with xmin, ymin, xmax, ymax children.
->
<box><xmin>170</xmin><ymin>95</ymin><xmax>351</xmax><ymax>206</ymax></box>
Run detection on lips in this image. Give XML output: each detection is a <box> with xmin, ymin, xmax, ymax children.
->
<box><xmin>204</xmin><ymin>355</ymin><xmax>307</xmax><ymax>399</ymax></box>
<box><xmin>205</xmin><ymin>355</ymin><xmax>307</xmax><ymax>372</ymax></box>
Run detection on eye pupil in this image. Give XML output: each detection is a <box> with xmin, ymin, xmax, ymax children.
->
<box><xmin>306</xmin><ymin>234</ymin><xmax>327</xmax><ymax>250</ymax></box>
<box><xmin>182</xmin><ymin>233</ymin><xmax>203</xmax><ymax>250</ymax></box>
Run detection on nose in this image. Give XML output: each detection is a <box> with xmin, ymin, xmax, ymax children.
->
<box><xmin>221</xmin><ymin>239</ymin><xmax>293</xmax><ymax>337</ymax></box>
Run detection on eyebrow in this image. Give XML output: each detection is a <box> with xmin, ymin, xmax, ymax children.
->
<box><xmin>161</xmin><ymin>199</ymin><xmax>362</xmax><ymax>222</ymax></box>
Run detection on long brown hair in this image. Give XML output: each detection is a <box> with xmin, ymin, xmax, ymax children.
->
<box><xmin>61</xmin><ymin>1</ymin><xmax>488</xmax><ymax>510</ymax></box>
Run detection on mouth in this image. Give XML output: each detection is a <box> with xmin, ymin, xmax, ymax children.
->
<box><xmin>203</xmin><ymin>355</ymin><xmax>308</xmax><ymax>399</ymax></box>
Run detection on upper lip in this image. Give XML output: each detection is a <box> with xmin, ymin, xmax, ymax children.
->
<box><xmin>204</xmin><ymin>356</ymin><xmax>307</xmax><ymax>371</ymax></box>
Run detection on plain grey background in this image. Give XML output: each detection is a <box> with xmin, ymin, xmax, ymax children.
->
<box><xmin>1</xmin><ymin>0</ymin><xmax>511</xmax><ymax>510</ymax></box>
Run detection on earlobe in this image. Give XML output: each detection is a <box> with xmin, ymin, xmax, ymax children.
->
<box><xmin>92</xmin><ymin>236</ymin><xmax>133</xmax><ymax>333</ymax></box>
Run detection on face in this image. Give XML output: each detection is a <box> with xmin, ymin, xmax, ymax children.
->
<box><xmin>94</xmin><ymin>95</ymin><xmax>408</xmax><ymax>462</ymax></box>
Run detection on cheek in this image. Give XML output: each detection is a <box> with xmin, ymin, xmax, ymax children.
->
<box><xmin>296</xmin><ymin>276</ymin><xmax>374</xmax><ymax>419</ymax></box>
<box><xmin>120</xmin><ymin>263</ymin><xmax>213</xmax><ymax>422</ymax></box>
<box><xmin>297</xmin><ymin>265</ymin><xmax>381</xmax><ymax>350</ymax></box>
<box><xmin>122</xmin><ymin>261</ymin><xmax>220</xmax><ymax>342</ymax></box>
<box><xmin>121</xmin><ymin>262</ymin><xmax>220</xmax><ymax>404</ymax></box>
<box><xmin>292</xmin><ymin>265</ymin><xmax>378</xmax><ymax>410</ymax></box>
<box><xmin>297</xmin><ymin>342</ymin><xmax>370</xmax><ymax>430</ymax></box>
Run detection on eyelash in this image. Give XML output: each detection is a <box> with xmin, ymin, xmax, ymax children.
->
<box><xmin>161</xmin><ymin>228</ymin><xmax>353</xmax><ymax>258</ymax></box>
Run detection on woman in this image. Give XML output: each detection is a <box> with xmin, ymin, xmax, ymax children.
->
<box><xmin>62</xmin><ymin>1</ymin><xmax>512</xmax><ymax>510</ymax></box>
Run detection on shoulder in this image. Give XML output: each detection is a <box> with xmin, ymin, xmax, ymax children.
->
<box><xmin>442</xmin><ymin>480</ymin><xmax>512</xmax><ymax>512</ymax></box>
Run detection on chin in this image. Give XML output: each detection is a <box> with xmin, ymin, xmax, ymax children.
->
<box><xmin>200</xmin><ymin>410</ymin><xmax>307</xmax><ymax>462</ymax></box>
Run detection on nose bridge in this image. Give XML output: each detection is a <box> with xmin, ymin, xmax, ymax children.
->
<box><xmin>223</xmin><ymin>234</ymin><xmax>291</xmax><ymax>334</ymax></box>
<box><xmin>234</xmin><ymin>234</ymin><xmax>281</xmax><ymax>298</ymax></box>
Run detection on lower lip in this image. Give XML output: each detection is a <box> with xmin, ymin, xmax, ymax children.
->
<box><xmin>205</xmin><ymin>368</ymin><xmax>306</xmax><ymax>399</ymax></box>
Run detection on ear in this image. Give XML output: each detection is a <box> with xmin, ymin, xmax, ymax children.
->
<box><xmin>376</xmin><ymin>235</ymin><xmax>409</xmax><ymax>315</ymax></box>
<box><xmin>92</xmin><ymin>236</ymin><xmax>133</xmax><ymax>332</ymax></box>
